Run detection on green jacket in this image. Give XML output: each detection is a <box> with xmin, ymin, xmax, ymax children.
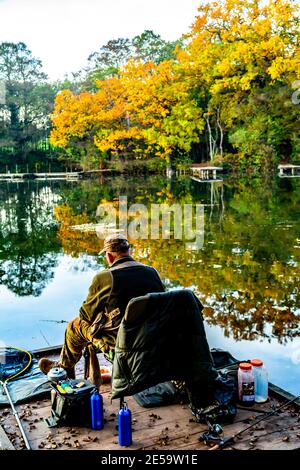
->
<box><xmin>112</xmin><ymin>289</ymin><xmax>218</xmax><ymax>401</ymax></box>
<box><xmin>79</xmin><ymin>256</ymin><xmax>165</xmax><ymax>354</ymax></box>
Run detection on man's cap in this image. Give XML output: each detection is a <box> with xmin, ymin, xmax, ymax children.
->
<box><xmin>99</xmin><ymin>233</ymin><xmax>130</xmax><ymax>255</ymax></box>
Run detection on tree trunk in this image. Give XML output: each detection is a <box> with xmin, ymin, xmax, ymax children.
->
<box><xmin>216</xmin><ymin>107</ymin><xmax>224</xmax><ymax>159</ymax></box>
<box><xmin>206</xmin><ymin>116</ymin><xmax>217</xmax><ymax>161</ymax></box>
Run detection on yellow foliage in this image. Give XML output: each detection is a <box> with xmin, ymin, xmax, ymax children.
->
<box><xmin>49</xmin><ymin>0</ymin><xmax>299</xmax><ymax>162</ymax></box>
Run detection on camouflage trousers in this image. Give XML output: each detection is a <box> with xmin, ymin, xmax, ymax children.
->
<box><xmin>59</xmin><ymin>317</ymin><xmax>114</xmax><ymax>369</ymax></box>
<box><xmin>60</xmin><ymin>317</ymin><xmax>186</xmax><ymax>392</ymax></box>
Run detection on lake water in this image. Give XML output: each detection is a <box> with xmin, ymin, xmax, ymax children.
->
<box><xmin>0</xmin><ymin>175</ymin><xmax>299</xmax><ymax>395</ymax></box>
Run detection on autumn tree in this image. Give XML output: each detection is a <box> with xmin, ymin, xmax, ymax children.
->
<box><xmin>50</xmin><ymin>58</ymin><xmax>205</xmax><ymax>168</ymax></box>
<box><xmin>50</xmin><ymin>1</ymin><xmax>300</xmax><ymax>170</ymax></box>
<box><xmin>50</xmin><ymin>76</ymin><xmax>129</xmax><ymax>169</ymax></box>
<box><xmin>182</xmin><ymin>0</ymin><xmax>300</xmax><ymax>167</ymax></box>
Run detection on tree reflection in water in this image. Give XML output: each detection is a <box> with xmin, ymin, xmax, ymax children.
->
<box><xmin>0</xmin><ymin>176</ymin><xmax>299</xmax><ymax>343</ymax></box>
<box><xmin>0</xmin><ymin>182</ymin><xmax>61</xmax><ymax>296</ymax></box>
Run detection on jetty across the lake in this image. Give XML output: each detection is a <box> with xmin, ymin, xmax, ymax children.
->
<box><xmin>1</xmin><ymin>164</ymin><xmax>300</xmax><ymax>182</ymax></box>
<box><xmin>0</xmin><ymin>169</ymin><xmax>112</xmax><ymax>181</ymax></box>
<box><xmin>190</xmin><ymin>164</ymin><xmax>223</xmax><ymax>181</ymax></box>
<box><xmin>278</xmin><ymin>164</ymin><xmax>300</xmax><ymax>177</ymax></box>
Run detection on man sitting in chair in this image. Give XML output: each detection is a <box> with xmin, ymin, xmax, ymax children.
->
<box><xmin>38</xmin><ymin>234</ymin><xmax>165</xmax><ymax>378</ymax></box>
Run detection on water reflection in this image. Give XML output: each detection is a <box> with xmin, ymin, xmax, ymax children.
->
<box><xmin>0</xmin><ymin>182</ymin><xmax>61</xmax><ymax>296</ymax></box>
<box><xmin>0</xmin><ymin>176</ymin><xmax>299</xmax><ymax>392</ymax></box>
<box><xmin>53</xmin><ymin>175</ymin><xmax>300</xmax><ymax>344</ymax></box>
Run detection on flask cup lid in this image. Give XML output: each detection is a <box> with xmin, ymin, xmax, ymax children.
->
<box><xmin>47</xmin><ymin>367</ymin><xmax>67</xmax><ymax>382</ymax></box>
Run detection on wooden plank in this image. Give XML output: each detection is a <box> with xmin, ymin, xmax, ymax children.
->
<box><xmin>279</xmin><ymin>175</ymin><xmax>300</xmax><ymax>178</ymax></box>
<box><xmin>191</xmin><ymin>177</ymin><xmax>223</xmax><ymax>183</ymax></box>
<box><xmin>269</xmin><ymin>382</ymin><xmax>300</xmax><ymax>408</ymax></box>
<box><xmin>0</xmin><ymin>424</ymin><xmax>14</xmax><ymax>450</ymax></box>
<box><xmin>230</xmin><ymin>420</ymin><xmax>300</xmax><ymax>451</ymax></box>
<box><xmin>278</xmin><ymin>164</ymin><xmax>300</xmax><ymax>169</ymax></box>
<box><xmin>139</xmin><ymin>407</ymin><xmax>273</xmax><ymax>450</ymax></box>
<box><xmin>138</xmin><ymin>397</ymin><xmax>297</xmax><ymax>450</ymax></box>
<box><xmin>4</xmin><ymin>346</ymin><xmax>300</xmax><ymax>450</ymax></box>
<box><xmin>3</xmin><ymin>393</ymin><xmax>299</xmax><ymax>451</ymax></box>
<box><xmin>3</xmin><ymin>399</ymin><xmax>197</xmax><ymax>449</ymax></box>
<box><xmin>33</xmin><ymin>345</ymin><xmax>62</xmax><ymax>356</ymax></box>
<box><xmin>33</xmin><ymin>347</ymin><xmax>300</xmax><ymax>409</ymax></box>
<box><xmin>25</xmin><ymin>400</ymin><xmax>216</xmax><ymax>451</ymax></box>
<box><xmin>4</xmin><ymin>392</ymin><xmax>268</xmax><ymax>450</ymax></box>
<box><xmin>190</xmin><ymin>164</ymin><xmax>223</xmax><ymax>170</ymax></box>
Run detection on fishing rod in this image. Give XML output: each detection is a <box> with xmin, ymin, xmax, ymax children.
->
<box><xmin>203</xmin><ymin>393</ymin><xmax>300</xmax><ymax>451</ymax></box>
<box><xmin>0</xmin><ymin>347</ymin><xmax>33</xmax><ymax>450</ymax></box>
<box><xmin>39</xmin><ymin>329</ymin><xmax>51</xmax><ymax>347</ymax></box>
<box><xmin>39</xmin><ymin>319</ymin><xmax>69</xmax><ymax>324</ymax></box>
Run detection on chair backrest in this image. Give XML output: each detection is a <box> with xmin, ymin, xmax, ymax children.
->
<box><xmin>123</xmin><ymin>294</ymin><xmax>152</xmax><ymax>324</ymax></box>
<box><xmin>111</xmin><ymin>289</ymin><xmax>216</xmax><ymax>400</ymax></box>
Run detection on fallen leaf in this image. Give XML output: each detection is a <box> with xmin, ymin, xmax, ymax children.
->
<box><xmin>254</xmin><ymin>425</ymin><xmax>265</xmax><ymax>431</ymax></box>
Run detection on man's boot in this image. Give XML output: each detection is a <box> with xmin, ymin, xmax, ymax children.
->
<box><xmin>38</xmin><ymin>358</ymin><xmax>57</xmax><ymax>375</ymax></box>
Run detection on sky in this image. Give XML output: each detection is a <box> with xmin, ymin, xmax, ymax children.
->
<box><xmin>0</xmin><ymin>0</ymin><xmax>199</xmax><ymax>80</ymax></box>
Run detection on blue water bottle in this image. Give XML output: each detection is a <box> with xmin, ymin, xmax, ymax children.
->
<box><xmin>90</xmin><ymin>390</ymin><xmax>104</xmax><ymax>430</ymax></box>
<box><xmin>118</xmin><ymin>401</ymin><xmax>132</xmax><ymax>446</ymax></box>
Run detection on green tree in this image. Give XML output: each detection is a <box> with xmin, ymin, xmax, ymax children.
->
<box><xmin>87</xmin><ymin>38</ymin><xmax>132</xmax><ymax>82</ymax></box>
<box><xmin>86</xmin><ymin>31</ymin><xmax>181</xmax><ymax>88</ymax></box>
<box><xmin>132</xmin><ymin>30</ymin><xmax>180</xmax><ymax>64</ymax></box>
<box><xmin>0</xmin><ymin>181</ymin><xmax>60</xmax><ymax>296</ymax></box>
<box><xmin>0</xmin><ymin>42</ymin><xmax>55</xmax><ymax>163</ymax></box>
